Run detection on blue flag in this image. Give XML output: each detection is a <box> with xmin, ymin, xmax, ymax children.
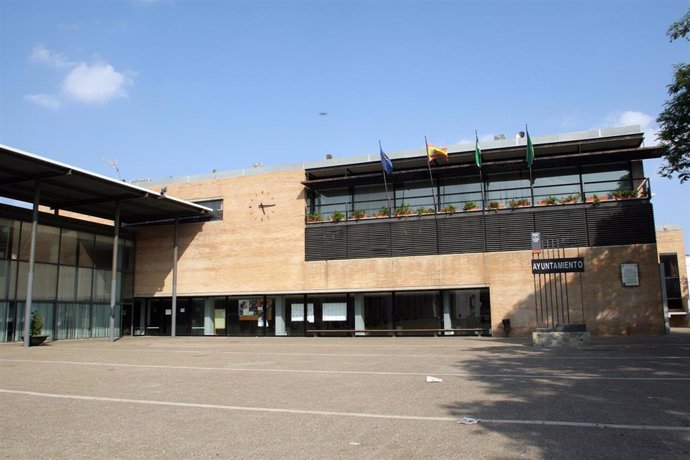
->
<box><xmin>380</xmin><ymin>144</ymin><xmax>393</xmax><ymax>175</ymax></box>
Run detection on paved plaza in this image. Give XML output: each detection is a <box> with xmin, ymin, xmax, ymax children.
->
<box><xmin>1</xmin><ymin>331</ymin><xmax>690</xmax><ymax>459</ymax></box>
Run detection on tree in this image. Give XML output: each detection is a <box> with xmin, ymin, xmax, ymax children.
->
<box><xmin>656</xmin><ymin>9</ymin><xmax>690</xmax><ymax>183</ymax></box>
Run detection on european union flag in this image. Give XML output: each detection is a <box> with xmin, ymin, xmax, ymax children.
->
<box><xmin>380</xmin><ymin>145</ymin><xmax>393</xmax><ymax>175</ymax></box>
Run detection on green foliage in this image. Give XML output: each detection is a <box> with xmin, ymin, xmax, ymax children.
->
<box><xmin>612</xmin><ymin>188</ymin><xmax>638</xmax><ymax>199</ymax></box>
<box><xmin>441</xmin><ymin>204</ymin><xmax>456</xmax><ymax>214</ymax></box>
<box><xmin>416</xmin><ymin>207</ymin><xmax>435</xmax><ymax>216</ymax></box>
<box><xmin>330</xmin><ymin>210</ymin><xmax>345</xmax><ymax>222</ymax></box>
<box><xmin>307</xmin><ymin>212</ymin><xmax>323</xmax><ymax>222</ymax></box>
<box><xmin>657</xmin><ymin>9</ymin><xmax>690</xmax><ymax>183</ymax></box>
<box><xmin>487</xmin><ymin>201</ymin><xmax>500</xmax><ymax>210</ymax></box>
<box><xmin>667</xmin><ymin>9</ymin><xmax>690</xmax><ymax>41</ymax></box>
<box><xmin>351</xmin><ymin>209</ymin><xmax>366</xmax><ymax>219</ymax></box>
<box><xmin>559</xmin><ymin>194</ymin><xmax>580</xmax><ymax>204</ymax></box>
<box><xmin>463</xmin><ymin>201</ymin><xmax>477</xmax><ymax>211</ymax></box>
<box><xmin>375</xmin><ymin>207</ymin><xmax>390</xmax><ymax>217</ymax></box>
<box><xmin>31</xmin><ymin>311</ymin><xmax>43</xmax><ymax>337</ymax></box>
<box><xmin>395</xmin><ymin>203</ymin><xmax>412</xmax><ymax>216</ymax></box>
<box><xmin>544</xmin><ymin>196</ymin><xmax>558</xmax><ymax>205</ymax></box>
<box><xmin>508</xmin><ymin>198</ymin><xmax>531</xmax><ymax>209</ymax></box>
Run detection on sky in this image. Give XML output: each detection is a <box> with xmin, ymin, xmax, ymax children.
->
<box><xmin>0</xmin><ymin>0</ymin><xmax>688</xmax><ymax>244</ymax></box>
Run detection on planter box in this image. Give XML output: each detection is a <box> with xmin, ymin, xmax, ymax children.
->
<box><xmin>21</xmin><ymin>335</ymin><xmax>48</xmax><ymax>346</ymax></box>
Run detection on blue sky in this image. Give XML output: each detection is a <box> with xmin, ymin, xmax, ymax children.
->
<box><xmin>0</xmin><ymin>0</ymin><xmax>688</xmax><ymax>243</ymax></box>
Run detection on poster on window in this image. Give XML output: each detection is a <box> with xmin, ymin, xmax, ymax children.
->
<box><xmin>239</xmin><ymin>299</ymin><xmax>263</xmax><ymax>317</ymax></box>
<box><xmin>291</xmin><ymin>303</ymin><xmax>314</xmax><ymax>323</ymax></box>
<box><xmin>322</xmin><ymin>302</ymin><xmax>347</xmax><ymax>321</ymax></box>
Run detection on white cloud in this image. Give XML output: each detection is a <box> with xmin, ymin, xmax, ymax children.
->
<box><xmin>24</xmin><ymin>93</ymin><xmax>61</xmax><ymax>109</ymax></box>
<box><xmin>605</xmin><ymin>110</ymin><xmax>659</xmax><ymax>146</ymax></box>
<box><xmin>608</xmin><ymin>110</ymin><xmax>654</xmax><ymax>130</ymax></box>
<box><xmin>27</xmin><ymin>45</ymin><xmax>134</xmax><ymax>108</ymax></box>
<box><xmin>62</xmin><ymin>62</ymin><xmax>132</xmax><ymax>104</ymax></box>
<box><xmin>29</xmin><ymin>44</ymin><xmax>73</xmax><ymax>69</ymax></box>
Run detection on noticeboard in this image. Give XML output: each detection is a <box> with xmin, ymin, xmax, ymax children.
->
<box><xmin>621</xmin><ymin>263</ymin><xmax>640</xmax><ymax>287</ymax></box>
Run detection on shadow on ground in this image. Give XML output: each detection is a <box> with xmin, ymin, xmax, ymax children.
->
<box><xmin>443</xmin><ymin>331</ymin><xmax>690</xmax><ymax>458</ymax></box>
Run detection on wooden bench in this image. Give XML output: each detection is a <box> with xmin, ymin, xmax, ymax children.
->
<box><xmin>306</xmin><ymin>328</ymin><xmax>487</xmax><ymax>337</ymax></box>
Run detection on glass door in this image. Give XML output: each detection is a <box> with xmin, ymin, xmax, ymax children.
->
<box><xmin>146</xmin><ymin>299</ymin><xmax>171</xmax><ymax>336</ymax></box>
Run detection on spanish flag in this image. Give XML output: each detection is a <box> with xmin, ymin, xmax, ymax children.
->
<box><xmin>426</xmin><ymin>144</ymin><xmax>448</xmax><ymax>162</ymax></box>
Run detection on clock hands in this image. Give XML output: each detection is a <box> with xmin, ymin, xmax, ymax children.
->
<box><xmin>258</xmin><ymin>202</ymin><xmax>276</xmax><ymax>215</ymax></box>
<box><xmin>256</xmin><ymin>202</ymin><xmax>276</xmax><ymax>217</ymax></box>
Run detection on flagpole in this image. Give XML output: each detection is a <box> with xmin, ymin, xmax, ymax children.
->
<box><xmin>526</xmin><ymin>124</ymin><xmax>535</xmax><ymax>204</ymax></box>
<box><xmin>476</xmin><ymin>130</ymin><xmax>485</xmax><ymax>211</ymax></box>
<box><xmin>425</xmin><ymin>136</ymin><xmax>441</xmax><ymax>257</ymax></box>
<box><xmin>379</xmin><ymin>140</ymin><xmax>392</xmax><ymax>213</ymax></box>
<box><xmin>424</xmin><ymin>136</ymin><xmax>438</xmax><ymax>212</ymax></box>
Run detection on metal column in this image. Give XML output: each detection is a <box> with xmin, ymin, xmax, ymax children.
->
<box><xmin>171</xmin><ymin>219</ymin><xmax>179</xmax><ymax>338</ymax></box>
<box><xmin>22</xmin><ymin>184</ymin><xmax>40</xmax><ymax>348</ymax></box>
<box><xmin>109</xmin><ymin>203</ymin><xmax>120</xmax><ymax>342</ymax></box>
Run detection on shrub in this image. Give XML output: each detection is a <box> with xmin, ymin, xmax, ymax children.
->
<box><xmin>375</xmin><ymin>207</ymin><xmax>390</xmax><ymax>217</ymax></box>
<box><xmin>31</xmin><ymin>311</ymin><xmax>43</xmax><ymax>336</ymax></box>
<box><xmin>307</xmin><ymin>212</ymin><xmax>323</xmax><ymax>222</ymax></box>
<box><xmin>441</xmin><ymin>204</ymin><xmax>457</xmax><ymax>214</ymax></box>
<box><xmin>395</xmin><ymin>203</ymin><xmax>412</xmax><ymax>216</ymax></box>
<box><xmin>351</xmin><ymin>209</ymin><xmax>366</xmax><ymax>219</ymax></box>
<box><xmin>330</xmin><ymin>211</ymin><xmax>345</xmax><ymax>222</ymax></box>
<box><xmin>463</xmin><ymin>201</ymin><xmax>477</xmax><ymax>211</ymax></box>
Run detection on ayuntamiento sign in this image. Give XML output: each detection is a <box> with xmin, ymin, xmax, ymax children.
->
<box><xmin>531</xmin><ymin>257</ymin><xmax>585</xmax><ymax>274</ymax></box>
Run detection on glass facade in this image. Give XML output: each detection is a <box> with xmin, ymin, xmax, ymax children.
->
<box><xmin>308</xmin><ymin>161</ymin><xmax>641</xmax><ymax>217</ymax></box>
<box><xmin>0</xmin><ymin>217</ymin><xmax>134</xmax><ymax>342</ymax></box>
<box><xmin>135</xmin><ymin>289</ymin><xmax>491</xmax><ymax>337</ymax></box>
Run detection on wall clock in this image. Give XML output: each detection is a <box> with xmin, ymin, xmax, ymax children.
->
<box><xmin>249</xmin><ymin>190</ymin><xmax>276</xmax><ymax>221</ymax></box>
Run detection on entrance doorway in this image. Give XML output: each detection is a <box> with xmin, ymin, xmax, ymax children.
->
<box><xmin>141</xmin><ymin>296</ymin><xmax>275</xmax><ymax>336</ymax></box>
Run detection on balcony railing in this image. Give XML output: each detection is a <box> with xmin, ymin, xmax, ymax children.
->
<box><xmin>306</xmin><ymin>177</ymin><xmax>650</xmax><ymax>223</ymax></box>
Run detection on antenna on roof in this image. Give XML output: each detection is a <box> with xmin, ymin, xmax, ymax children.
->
<box><xmin>103</xmin><ymin>158</ymin><xmax>122</xmax><ymax>181</ymax></box>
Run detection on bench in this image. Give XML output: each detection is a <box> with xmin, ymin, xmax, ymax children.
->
<box><xmin>306</xmin><ymin>328</ymin><xmax>487</xmax><ymax>337</ymax></box>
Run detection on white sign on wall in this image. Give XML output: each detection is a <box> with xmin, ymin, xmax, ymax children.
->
<box><xmin>322</xmin><ymin>302</ymin><xmax>347</xmax><ymax>321</ymax></box>
<box><xmin>621</xmin><ymin>263</ymin><xmax>640</xmax><ymax>287</ymax></box>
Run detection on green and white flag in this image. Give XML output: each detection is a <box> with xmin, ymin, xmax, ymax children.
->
<box><xmin>526</xmin><ymin>126</ymin><xmax>535</xmax><ymax>168</ymax></box>
<box><xmin>474</xmin><ymin>130</ymin><xmax>482</xmax><ymax>168</ymax></box>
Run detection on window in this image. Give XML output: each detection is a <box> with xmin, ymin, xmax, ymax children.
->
<box><xmin>353</xmin><ymin>185</ymin><xmax>389</xmax><ymax>216</ymax></box>
<box><xmin>313</xmin><ymin>188</ymin><xmax>349</xmax><ymax>220</ymax></box>
<box><xmin>439</xmin><ymin>177</ymin><xmax>482</xmax><ymax>208</ymax></box>
<box><xmin>533</xmin><ymin>167</ymin><xmax>581</xmax><ymax>203</ymax></box>
<box><xmin>485</xmin><ymin>171</ymin><xmax>531</xmax><ymax>207</ymax></box>
<box><xmin>660</xmin><ymin>254</ymin><xmax>683</xmax><ymax>309</ymax></box>
<box><xmin>396</xmin><ymin>181</ymin><xmax>434</xmax><ymax>211</ymax></box>
<box><xmin>194</xmin><ymin>199</ymin><xmax>223</xmax><ymax>221</ymax></box>
<box><xmin>582</xmin><ymin>163</ymin><xmax>632</xmax><ymax>198</ymax></box>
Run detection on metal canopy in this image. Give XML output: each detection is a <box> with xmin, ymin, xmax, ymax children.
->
<box><xmin>303</xmin><ymin>131</ymin><xmax>650</xmax><ymax>181</ymax></box>
<box><xmin>0</xmin><ymin>145</ymin><xmax>212</xmax><ymax>224</ymax></box>
<box><xmin>302</xmin><ymin>130</ymin><xmax>665</xmax><ymax>189</ymax></box>
<box><xmin>302</xmin><ymin>146</ymin><xmax>664</xmax><ymax>189</ymax></box>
